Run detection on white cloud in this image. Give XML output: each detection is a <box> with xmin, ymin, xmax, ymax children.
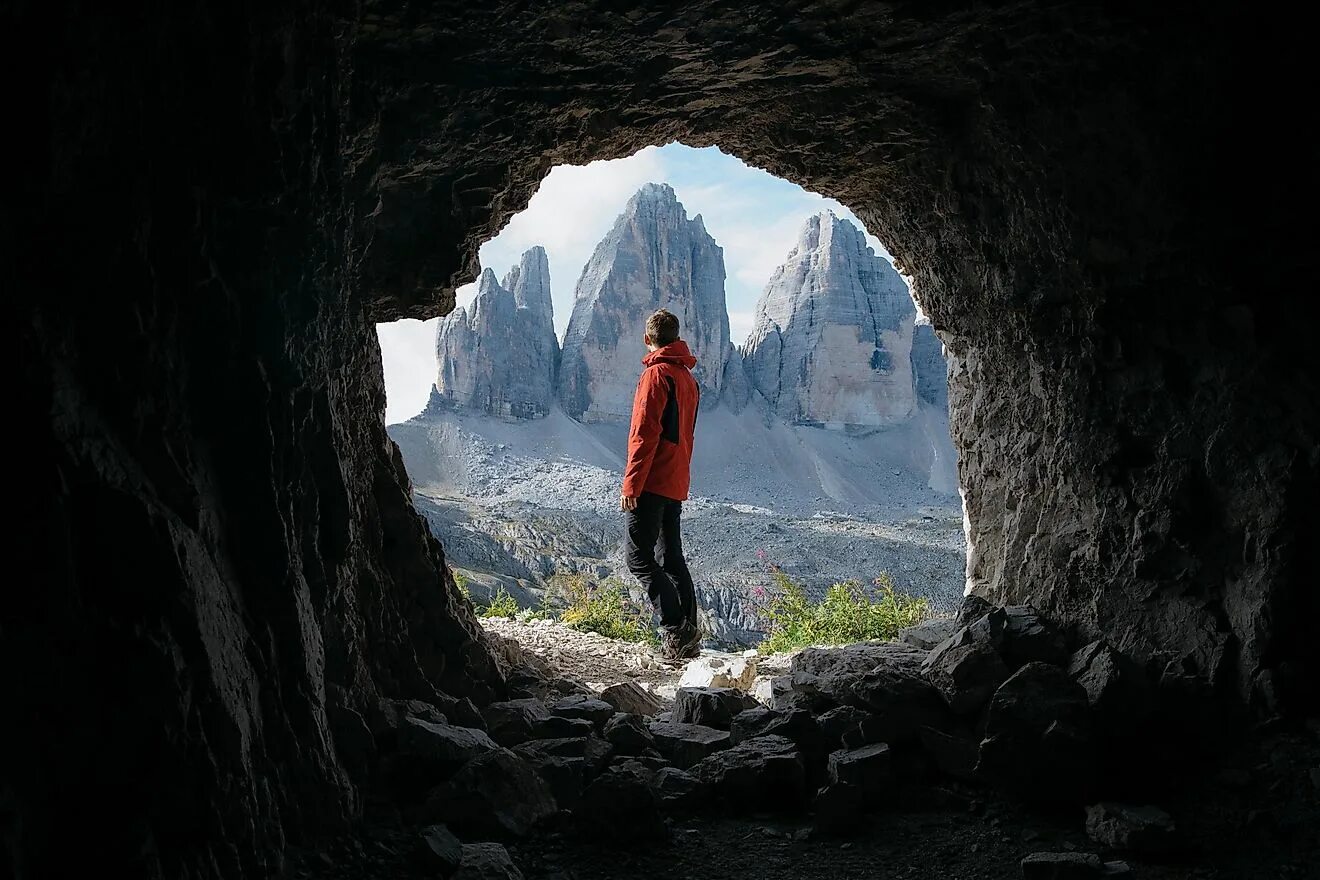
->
<box><xmin>376</xmin><ymin>318</ymin><xmax>438</xmax><ymax>424</ymax></box>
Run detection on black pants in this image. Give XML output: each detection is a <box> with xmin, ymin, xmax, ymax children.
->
<box><xmin>624</xmin><ymin>491</ymin><xmax>696</xmax><ymax>632</ymax></box>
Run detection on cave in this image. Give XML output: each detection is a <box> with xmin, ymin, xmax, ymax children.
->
<box><xmin>11</xmin><ymin>1</ymin><xmax>1314</xmax><ymax>878</ymax></box>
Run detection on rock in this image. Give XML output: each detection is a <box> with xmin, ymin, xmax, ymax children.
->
<box><xmin>574</xmin><ymin>764</ymin><xmax>668</xmax><ymax>843</ymax></box>
<box><xmin>432</xmin><ymin>247</ymin><xmax>558</xmax><ymax>420</ymax></box>
<box><xmin>813</xmin><ymin>783</ymin><xmax>866</xmax><ymax>836</ymax></box>
<box><xmin>922</xmin><ymin>625</ymin><xmax>1011</xmax><ymax>714</ymax></box>
<box><xmin>551</xmin><ymin>695</ymin><xmax>615</xmax><ymax>728</ymax></box>
<box><xmin>481</xmin><ymin>699</ymin><xmax>551</xmax><ymax>746</ymax></box>
<box><xmin>678</xmin><ymin>654</ymin><xmax>758</xmax><ymax>690</ymax></box>
<box><xmin>910</xmin><ymin>322</ymin><xmax>949</xmax><ymax>411</ymax></box>
<box><xmin>398</xmin><ymin>718</ymin><xmax>501</xmax><ymax>777</ymax></box>
<box><xmin>955</xmin><ymin>596</ymin><xmax>994</xmax><ymax>629</ymax></box>
<box><xmin>373</xmin><ymin>699</ymin><xmax>449</xmax><ymax>750</ymax></box>
<box><xmin>673</xmin><ymin>686</ymin><xmax>759</xmax><ymax>730</ymax></box>
<box><xmin>900</xmin><ymin>618</ymin><xmax>957</xmax><ymax>650</ymax></box>
<box><xmin>427</xmin><ymin>750</ymin><xmax>558</xmax><ymax>838</ymax></box>
<box><xmin>849</xmin><ymin>663</ymin><xmax>951</xmax><ymax>743</ymax></box>
<box><xmin>532</xmin><ymin>715</ymin><xmax>595</xmax><ymax>739</ymax></box>
<box><xmin>599</xmin><ymin>681</ymin><xmax>663</xmax><ymax>716</ymax></box>
<box><xmin>1084</xmin><ymin>802</ymin><xmax>1176</xmax><ymax>852</ymax></box>
<box><xmin>968</xmin><ymin>605</ymin><xmax>1069</xmax><ymax>668</ymax></box>
<box><xmin>918</xmin><ymin>725</ymin><xmax>979</xmax><ymax>780</ymax></box>
<box><xmin>731</xmin><ymin>708</ymin><xmax>822</xmax><ymax>750</ymax></box>
<box><xmin>691</xmin><ymin>735</ymin><xmax>807</xmax><ymax>807</ymax></box>
<box><xmin>558</xmin><ymin>183</ymin><xmax>738</xmax><ymax>420</ymax></box>
<box><xmin>977</xmin><ymin>663</ymin><xmax>1094</xmax><ymax>801</ymax></box>
<box><xmin>519</xmin><ymin>752</ymin><xmax>587</xmax><ymax>811</ymax></box>
<box><xmin>603</xmin><ymin>713</ymin><xmax>656</xmax><ymax>755</ymax></box>
<box><xmin>827</xmin><ymin>743</ymin><xmax>892</xmax><ymax>797</ymax></box>
<box><xmin>654</xmin><ymin>766</ymin><xmax>706</xmax><ymax>809</ymax></box>
<box><xmin>791</xmin><ymin>642</ymin><xmax>927</xmax><ymax>682</ymax></box>
<box><xmin>648</xmin><ymin>721</ymin><xmax>732</xmax><ymax>769</ymax></box>
<box><xmin>413</xmin><ymin>824</ymin><xmax>463</xmax><ymax>876</ymax></box>
<box><xmin>1020</xmin><ymin>852</ymin><xmax>1104</xmax><ymax>879</ymax></box>
<box><xmin>762</xmin><ymin>674</ymin><xmax>818</xmax><ymax>712</ymax></box>
<box><xmin>433</xmin><ymin>694</ymin><xmax>488</xmax><ymax>731</ymax></box>
<box><xmin>743</xmin><ymin>212</ymin><xmax>919</xmax><ymax>427</ymax></box>
<box><xmin>455</xmin><ymin>842</ymin><xmax>525</xmax><ymax>880</ymax></box>
<box><xmin>816</xmin><ymin>706</ymin><xmax>870</xmax><ymax>747</ymax></box>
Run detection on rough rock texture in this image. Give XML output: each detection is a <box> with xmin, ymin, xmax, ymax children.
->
<box><xmin>13</xmin><ymin>1</ymin><xmax>1313</xmax><ymax>877</ymax></box>
<box><xmin>431</xmin><ymin>248</ymin><xmax>559</xmax><ymax>419</ymax></box>
<box><xmin>744</xmin><ymin>213</ymin><xmax>917</xmax><ymax>426</ymax></box>
<box><xmin>558</xmin><ymin>183</ymin><xmax>736</xmax><ymax>420</ymax></box>
<box><xmin>910</xmin><ymin>323</ymin><xmax>949</xmax><ymax>411</ymax></box>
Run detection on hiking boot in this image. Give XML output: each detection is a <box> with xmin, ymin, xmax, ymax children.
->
<box><xmin>660</xmin><ymin>628</ymin><xmax>685</xmax><ymax>661</ymax></box>
<box><xmin>676</xmin><ymin>621</ymin><xmax>702</xmax><ymax>659</ymax></box>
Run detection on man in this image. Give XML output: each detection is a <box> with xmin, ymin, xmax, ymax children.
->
<box><xmin>621</xmin><ymin>309</ymin><xmax>702</xmax><ymax>660</ymax></box>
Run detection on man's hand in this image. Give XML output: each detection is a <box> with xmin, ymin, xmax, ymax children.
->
<box><xmin>620</xmin><ymin>494</ymin><xmax>639</xmax><ymax>512</ymax></box>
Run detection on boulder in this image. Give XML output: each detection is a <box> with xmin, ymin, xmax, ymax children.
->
<box><xmin>968</xmin><ymin>605</ymin><xmax>1069</xmax><ymax>668</ymax></box>
<box><xmin>730</xmin><ymin>708</ymin><xmax>823</xmax><ymax>751</ymax></box>
<box><xmin>552</xmin><ymin>695</ymin><xmax>615</xmax><ymax>728</ymax></box>
<box><xmin>413</xmin><ymin>824</ymin><xmax>462</xmax><ymax>876</ymax></box>
<box><xmin>433</xmin><ymin>694</ymin><xmax>488</xmax><ymax>731</ymax></box>
<box><xmin>398</xmin><ymin>718</ymin><xmax>500</xmax><ymax>778</ymax></box>
<box><xmin>813</xmin><ymin>782</ymin><xmax>866</xmax><ymax>837</ymax></box>
<box><xmin>827</xmin><ymin>743</ymin><xmax>892</xmax><ymax>797</ymax></box>
<box><xmin>954</xmin><ymin>595</ymin><xmax>993</xmax><ymax>629</ymax></box>
<box><xmin>816</xmin><ymin>705</ymin><xmax>869</xmax><ymax>748</ymax></box>
<box><xmin>678</xmin><ymin>654</ymin><xmax>757</xmax><ymax>690</ymax></box>
<box><xmin>917</xmin><ymin>726</ymin><xmax>979</xmax><ymax>780</ymax></box>
<box><xmin>532</xmin><ymin>715</ymin><xmax>595</xmax><ymax>739</ymax></box>
<box><xmin>899</xmin><ymin>618</ymin><xmax>957</xmax><ymax>650</ymax></box>
<box><xmin>977</xmin><ymin>663</ymin><xmax>1094</xmax><ymax>801</ymax></box>
<box><xmin>454</xmin><ymin>842</ymin><xmax>524</xmax><ymax>880</ymax></box>
<box><xmin>654</xmin><ymin>766</ymin><xmax>707</xmax><ymax>810</ymax></box>
<box><xmin>603</xmin><ymin>713</ymin><xmax>656</xmax><ymax>755</ymax></box>
<box><xmin>521</xmin><ymin>752</ymin><xmax>587</xmax><ymax>812</ymax></box>
<box><xmin>922</xmin><ymin>626</ymin><xmax>1011</xmax><ymax>714</ymax></box>
<box><xmin>849</xmin><ymin>663</ymin><xmax>951</xmax><ymax>743</ymax></box>
<box><xmin>574</xmin><ymin>764</ymin><xmax>668</xmax><ymax>843</ymax></box>
<box><xmin>691</xmin><ymin>735</ymin><xmax>807</xmax><ymax>808</ymax></box>
<box><xmin>673</xmin><ymin>686</ymin><xmax>759</xmax><ymax>730</ymax></box>
<box><xmin>599</xmin><ymin>681</ymin><xmax>663</xmax><ymax>716</ymax></box>
<box><xmin>763</xmin><ymin>674</ymin><xmax>819</xmax><ymax>712</ymax></box>
<box><xmin>791</xmin><ymin>642</ymin><xmax>927</xmax><ymax>683</ymax></box>
<box><xmin>480</xmin><ymin>699</ymin><xmax>550</xmax><ymax>747</ymax></box>
<box><xmin>648</xmin><ymin>721</ymin><xmax>731</xmax><ymax>769</ymax></box>
<box><xmin>1084</xmin><ymin>802</ymin><xmax>1176</xmax><ymax>852</ymax></box>
<box><xmin>1019</xmin><ymin>852</ymin><xmax>1103</xmax><ymax>879</ymax></box>
<box><xmin>373</xmin><ymin>699</ymin><xmax>449</xmax><ymax>752</ymax></box>
<box><xmin>427</xmin><ymin>750</ymin><xmax>557</xmax><ymax>839</ymax></box>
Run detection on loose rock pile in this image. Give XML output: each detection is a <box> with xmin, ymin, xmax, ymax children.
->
<box><xmin>356</xmin><ymin>598</ymin><xmax>1217</xmax><ymax>878</ymax></box>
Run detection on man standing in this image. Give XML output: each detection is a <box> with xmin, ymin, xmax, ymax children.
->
<box><xmin>621</xmin><ymin>309</ymin><xmax>702</xmax><ymax>660</ymax></box>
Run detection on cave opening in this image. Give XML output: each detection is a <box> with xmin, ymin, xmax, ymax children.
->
<box><xmin>14</xmin><ymin>2</ymin><xmax>1316</xmax><ymax>878</ymax></box>
<box><xmin>377</xmin><ymin>143</ymin><xmax>968</xmax><ymax>659</ymax></box>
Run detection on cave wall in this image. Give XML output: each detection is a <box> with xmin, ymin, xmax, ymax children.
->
<box><xmin>10</xmin><ymin>0</ymin><xmax>1314</xmax><ymax>878</ymax></box>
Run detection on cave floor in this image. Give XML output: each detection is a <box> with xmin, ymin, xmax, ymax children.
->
<box><xmin>289</xmin><ymin>723</ymin><xmax>1318</xmax><ymax>880</ymax></box>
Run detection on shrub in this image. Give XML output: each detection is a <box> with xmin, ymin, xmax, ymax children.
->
<box><xmin>757</xmin><ymin>571</ymin><xmax>929</xmax><ymax>654</ymax></box>
<box><xmin>479</xmin><ymin>585</ymin><xmax>520</xmax><ymax>618</ymax></box>
<box><xmin>453</xmin><ymin>568</ymin><xmax>471</xmax><ymax>601</ymax></box>
<box><xmin>550</xmin><ymin>574</ymin><xmax>657</xmax><ymax>645</ymax></box>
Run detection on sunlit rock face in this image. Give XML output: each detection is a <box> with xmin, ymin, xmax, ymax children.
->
<box><xmin>558</xmin><ymin>183</ymin><xmax>736</xmax><ymax>421</ymax></box>
<box><xmin>744</xmin><ymin>213</ymin><xmax>917</xmax><ymax>427</ymax></box>
<box><xmin>433</xmin><ymin>247</ymin><xmax>559</xmax><ymax>419</ymax></box>
<box><xmin>911</xmin><ymin>323</ymin><xmax>949</xmax><ymax>411</ymax></box>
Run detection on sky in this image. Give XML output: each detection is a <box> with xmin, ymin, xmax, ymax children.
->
<box><xmin>377</xmin><ymin>143</ymin><xmax>901</xmax><ymax>424</ymax></box>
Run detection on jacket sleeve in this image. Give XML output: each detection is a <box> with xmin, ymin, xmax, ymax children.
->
<box><xmin>622</xmin><ymin>366</ymin><xmax>665</xmax><ymax>497</ymax></box>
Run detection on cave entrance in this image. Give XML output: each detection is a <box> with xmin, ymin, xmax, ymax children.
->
<box><xmin>378</xmin><ymin>144</ymin><xmax>966</xmax><ymax>675</ymax></box>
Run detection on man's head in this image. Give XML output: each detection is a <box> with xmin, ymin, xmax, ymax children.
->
<box><xmin>644</xmin><ymin>309</ymin><xmax>680</xmax><ymax>350</ymax></box>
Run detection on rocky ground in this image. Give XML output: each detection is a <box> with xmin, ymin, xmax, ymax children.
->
<box><xmin>289</xmin><ymin>603</ymin><xmax>1319</xmax><ymax>880</ymax></box>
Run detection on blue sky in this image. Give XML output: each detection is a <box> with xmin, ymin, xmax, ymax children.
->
<box><xmin>377</xmin><ymin>143</ymin><xmax>903</xmax><ymax>423</ymax></box>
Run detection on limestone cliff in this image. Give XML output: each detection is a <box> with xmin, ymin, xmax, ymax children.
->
<box><xmin>558</xmin><ymin>183</ymin><xmax>736</xmax><ymax>421</ymax></box>
<box><xmin>744</xmin><ymin>213</ymin><xmax>918</xmax><ymax>426</ymax></box>
<box><xmin>432</xmin><ymin>247</ymin><xmax>559</xmax><ymax>419</ymax></box>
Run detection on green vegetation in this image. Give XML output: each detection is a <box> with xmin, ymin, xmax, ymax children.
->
<box><xmin>549</xmin><ymin>574</ymin><xmax>658</xmax><ymax>645</ymax></box>
<box><xmin>481</xmin><ymin>585</ymin><xmax>520</xmax><ymax>618</ymax></box>
<box><xmin>757</xmin><ymin>570</ymin><xmax>929</xmax><ymax>654</ymax></box>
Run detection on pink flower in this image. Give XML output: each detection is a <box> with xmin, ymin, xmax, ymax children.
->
<box><xmin>751</xmin><ymin>585</ymin><xmax>767</xmax><ymax>599</ymax></box>
<box><xmin>755</xmin><ymin>548</ymin><xmax>767</xmax><ymax>561</ymax></box>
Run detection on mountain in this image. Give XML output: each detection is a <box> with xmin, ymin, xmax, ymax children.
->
<box><xmin>430</xmin><ymin>246</ymin><xmax>558</xmax><ymax>419</ymax></box>
<box><xmin>557</xmin><ymin>183</ymin><xmax>740</xmax><ymax>421</ymax></box>
<box><xmin>743</xmin><ymin>212</ymin><xmax>918</xmax><ymax>426</ymax></box>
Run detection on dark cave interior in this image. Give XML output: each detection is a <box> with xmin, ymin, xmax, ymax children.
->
<box><xmin>9</xmin><ymin>1</ymin><xmax>1316</xmax><ymax>877</ymax></box>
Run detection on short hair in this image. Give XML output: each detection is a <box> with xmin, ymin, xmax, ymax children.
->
<box><xmin>646</xmin><ymin>309</ymin><xmax>680</xmax><ymax>346</ymax></box>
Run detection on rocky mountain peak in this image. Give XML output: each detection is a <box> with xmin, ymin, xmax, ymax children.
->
<box><xmin>431</xmin><ymin>248</ymin><xmax>559</xmax><ymax>420</ymax></box>
<box><xmin>558</xmin><ymin>183</ymin><xmax>739</xmax><ymax>421</ymax></box>
<box><xmin>744</xmin><ymin>213</ymin><xmax>918</xmax><ymax>426</ymax></box>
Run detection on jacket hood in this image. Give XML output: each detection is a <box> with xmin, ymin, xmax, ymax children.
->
<box><xmin>642</xmin><ymin>339</ymin><xmax>697</xmax><ymax>369</ymax></box>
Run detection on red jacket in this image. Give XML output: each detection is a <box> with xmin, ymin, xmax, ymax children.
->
<box><xmin>622</xmin><ymin>340</ymin><xmax>700</xmax><ymax>501</ymax></box>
